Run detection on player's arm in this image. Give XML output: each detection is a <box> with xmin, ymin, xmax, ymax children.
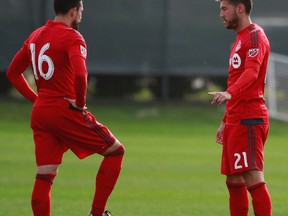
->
<box><xmin>6</xmin><ymin>47</ymin><xmax>38</xmax><ymax>103</ymax></box>
<box><xmin>208</xmin><ymin>66</ymin><xmax>262</xmax><ymax>105</ymax></box>
<box><xmin>226</xmin><ymin>43</ymin><xmax>267</xmax><ymax>97</ymax></box>
<box><xmin>70</xmin><ymin>55</ymin><xmax>87</xmax><ymax>109</ymax></box>
<box><xmin>226</xmin><ymin>67</ymin><xmax>259</xmax><ymax>97</ymax></box>
<box><xmin>66</xmin><ymin>34</ymin><xmax>88</xmax><ymax>110</ymax></box>
<box><xmin>208</xmin><ymin>45</ymin><xmax>265</xmax><ymax>105</ymax></box>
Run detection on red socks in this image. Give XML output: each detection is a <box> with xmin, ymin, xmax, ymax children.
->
<box><xmin>226</xmin><ymin>181</ymin><xmax>272</xmax><ymax>216</ymax></box>
<box><xmin>91</xmin><ymin>154</ymin><xmax>124</xmax><ymax>216</ymax></box>
<box><xmin>248</xmin><ymin>182</ymin><xmax>272</xmax><ymax>216</ymax></box>
<box><xmin>226</xmin><ymin>181</ymin><xmax>249</xmax><ymax>216</ymax></box>
<box><xmin>31</xmin><ymin>174</ymin><xmax>56</xmax><ymax>216</ymax></box>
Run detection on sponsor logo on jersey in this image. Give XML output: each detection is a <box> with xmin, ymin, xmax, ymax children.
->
<box><xmin>230</xmin><ymin>53</ymin><xmax>241</xmax><ymax>69</ymax></box>
<box><xmin>248</xmin><ymin>48</ymin><xmax>259</xmax><ymax>58</ymax></box>
<box><xmin>80</xmin><ymin>45</ymin><xmax>87</xmax><ymax>57</ymax></box>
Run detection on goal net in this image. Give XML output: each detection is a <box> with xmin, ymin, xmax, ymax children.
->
<box><xmin>266</xmin><ymin>52</ymin><xmax>288</xmax><ymax>122</ymax></box>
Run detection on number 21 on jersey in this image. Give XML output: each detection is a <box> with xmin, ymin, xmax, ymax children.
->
<box><xmin>234</xmin><ymin>152</ymin><xmax>248</xmax><ymax>170</ymax></box>
<box><xmin>30</xmin><ymin>43</ymin><xmax>54</xmax><ymax>80</ymax></box>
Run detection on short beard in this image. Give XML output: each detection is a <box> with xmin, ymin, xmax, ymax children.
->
<box><xmin>225</xmin><ymin>12</ymin><xmax>239</xmax><ymax>30</ymax></box>
<box><xmin>72</xmin><ymin>20</ymin><xmax>80</xmax><ymax>30</ymax></box>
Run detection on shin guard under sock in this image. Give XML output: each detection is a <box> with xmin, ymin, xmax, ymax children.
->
<box><xmin>226</xmin><ymin>181</ymin><xmax>249</xmax><ymax>216</ymax></box>
<box><xmin>248</xmin><ymin>182</ymin><xmax>272</xmax><ymax>216</ymax></box>
<box><xmin>31</xmin><ymin>174</ymin><xmax>55</xmax><ymax>216</ymax></box>
<box><xmin>91</xmin><ymin>154</ymin><xmax>123</xmax><ymax>216</ymax></box>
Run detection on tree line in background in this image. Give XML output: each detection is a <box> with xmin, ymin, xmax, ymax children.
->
<box><xmin>0</xmin><ymin>71</ymin><xmax>226</xmax><ymax>102</ymax></box>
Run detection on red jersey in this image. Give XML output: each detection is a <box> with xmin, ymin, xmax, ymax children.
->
<box><xmin>224</xmin><ymin>24</ymin><xmax>270</xmax><ymax>125</ymax></box>
<box><xmin>6</xmin><ymin>20</ymin><xmax>87</xmax><ymax>107</ymax></box>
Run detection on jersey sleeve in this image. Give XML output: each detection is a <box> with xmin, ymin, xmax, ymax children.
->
<box><xmin>67</xmin><ymin>32</ymin><xmax>88</xmax><ymax>108</ymax></box>
<box><xmin>6</xmin><ymin>43</ymin><xmax>38</xmax><ymax>102</ymax></box>
<box><xmin>70</xmin><ymin>56</ymin><xmax>87</xmax><ymax>108</ymax></box>
<box><xmin>227</xmin><ymin>33</ymin><xmax>268</xmax><ymax>97</ymax></box>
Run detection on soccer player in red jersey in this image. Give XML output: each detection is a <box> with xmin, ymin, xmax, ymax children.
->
<box><xmin>209</xmin><ymin>0</ymin><xmax>272</xmax><ymax>215</ymax></box>
<box><xmin>6</xmin><ymin>0</ymin><xmax>124</xmax><ymax>216</ymax></box>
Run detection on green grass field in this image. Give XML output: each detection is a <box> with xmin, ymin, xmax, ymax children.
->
<box><xmin>0</xmin><ymin>100</ymin><xmax>288</xmax><ymax>215</ymax></box>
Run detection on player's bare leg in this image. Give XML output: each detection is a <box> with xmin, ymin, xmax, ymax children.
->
<box><xmin>242</xmin><ymin>170</ymin><xmax>264</xmax><ymax>186</ymax></box>
<box><xmin>89</xmin><ymin>140</ymin><xmax>125</xmax><ymax>216</ymax></box>
<box><xmin>31</xmin><ymin>164</ymin><xmax>60</xmax><ymax>216</ymax></box>
<box><xmin>37</xmin><ymin>165</ymin><xmax>59</xmax><ymax>175</ymax></box>
<box><xmin>102</xmin><ymin>140</ymin><xmax>123</xmax><ymax>156</ymax></box>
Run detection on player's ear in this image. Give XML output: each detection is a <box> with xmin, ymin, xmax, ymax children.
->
<box><xmin>236</xmin><ymin>3</ymin><xmax>245</xmax><ymax>15</ymax></box>
<box><xmin>69</xmin><ymin>7</ymin><xmax>78</xmax><ymax>19</ymax></box>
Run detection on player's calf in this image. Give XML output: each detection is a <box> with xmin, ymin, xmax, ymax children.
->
<box><xmin>31</xmin><ymin>174</ymin><xmax>56</xmax><ymax>216</ymax></box>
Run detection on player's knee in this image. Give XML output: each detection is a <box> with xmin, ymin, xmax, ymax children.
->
<box><xmin>37</xmin><ymin>165</ymin><xmax>59</xmax><ymax>175</ymax></box>
<box><xmin>106</xmin><ymin>144</ymin><xmax>125</xmax><ymax>156</ymax></box>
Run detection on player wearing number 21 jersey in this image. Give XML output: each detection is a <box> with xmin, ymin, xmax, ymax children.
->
<box><xmin>209</xmin><ymin>0</ymin><xmax>272</xmax><ymax>216</ymax></box>
<box><xmin>6</xmin><ymin>1</ymin><xmax>124</xmax><ymax>216</ymax></box>
<box><xmin>224</xmin><ymin>23</ymin><xmax>270</xmax><ymax>125</ymax></box>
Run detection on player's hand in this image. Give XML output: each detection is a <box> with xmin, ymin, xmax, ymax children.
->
<box><xmin>63</xmin><ymin>97</ymin><xmax>87</xmax><ymax>111</ymax></box>
<box><xmin>216</xmin><ymin>122</ymin><xmax>225</xmax><ymax>145</ymax></box>
<box><xmin>208</xmin><ymin>91</ymin><xmax>231</xmax><ymax>105</ymax></box>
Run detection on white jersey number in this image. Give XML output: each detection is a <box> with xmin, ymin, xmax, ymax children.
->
<box><xmin>30</xmin><ymin>43</ymin><xmax>54</xmax><ymax>80</ymax></box>
<box><xmin>234</xmin><ymin>152</ymin><xmax>248</xmax><ymax>170</ymax></box>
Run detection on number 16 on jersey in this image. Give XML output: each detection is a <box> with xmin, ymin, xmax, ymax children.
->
<box><xmin>30</xmin><ymin>43</ymin><xmax>55</xmax><ymax>80</ymax></box>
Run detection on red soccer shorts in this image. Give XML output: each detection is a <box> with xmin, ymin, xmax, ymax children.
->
<box><xmin>221</xmin><ymin>118</ymin><xmax>269</xmax><ymax>175</ymax></box>
<box><xmin>31</xmin><ymin>99</ymin><xmax>116</xmax><ymax>166</ymax></box>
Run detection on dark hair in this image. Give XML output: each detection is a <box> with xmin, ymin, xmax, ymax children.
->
<box><xmin>54</xmin><ymin>0</ymin><xmax>82</xmax><ymax>15</ymax></box>
<box><xmin>216</xmin><ymin>0</ymin><xmax>253</xmax><ymax>14</ymax></box>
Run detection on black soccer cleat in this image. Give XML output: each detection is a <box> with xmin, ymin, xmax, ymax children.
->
<box><xmin>88</xmin><ymin>210</ymin><xmax>112</xmax><ymax>216</ymax></box>
<box><xmin>102</xmin><ymin>210</ymin><xmax>112</xmax><ymax>216</ymax></box>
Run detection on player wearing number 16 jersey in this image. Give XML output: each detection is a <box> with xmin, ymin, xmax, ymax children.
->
<box><xmin>6</xmin><ymin>1</ymin><xmax>124</xmax><ymax>216</ymax></box>
<box><xmin>209</xmin><ymin>0</ymin><xmax>272</xmax><ymax>216</ymax></box>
